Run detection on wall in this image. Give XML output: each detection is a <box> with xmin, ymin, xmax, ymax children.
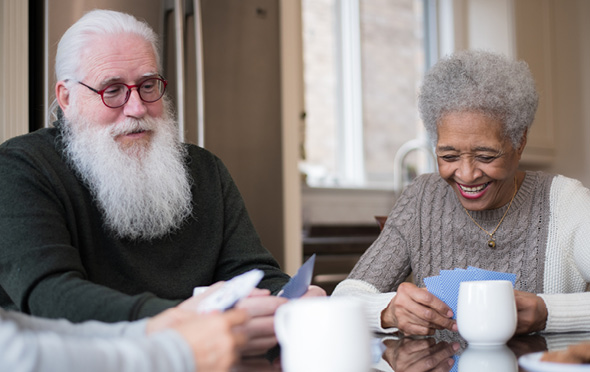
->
<box><xmin>193</xmin><ymin>0</ymin><xmax>287</xmax><ymax>270</ymax></box>
<box><xmin>300</xmin><ymin>0</ymin><xmax>590</xmax><ymax>226</ymax></box>
<box><xmin>548</xmin><ymin>0</ymin><xmax>590</xmax><ymax>187</ymax></box>
<box><xmin>0</xmin><ymin>0</ymin><xmax>28</xmax><ymax>143</ymax></box>
<box><xmin>279</xmin><ymin>0</ymin><xmax>305</xmax><ymax>273</ymax></box>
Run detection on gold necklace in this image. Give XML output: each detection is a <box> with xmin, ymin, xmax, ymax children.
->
<box><xmin>463</xmin><ymin>176</ymin><xmax>518</xmax><ymax>248</ymax></box>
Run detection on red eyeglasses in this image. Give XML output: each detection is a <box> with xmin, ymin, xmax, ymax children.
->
<box><xmin>78</xmin><ymin>76</ymin><xmax>167</xmax><ymax>108</ymax></box>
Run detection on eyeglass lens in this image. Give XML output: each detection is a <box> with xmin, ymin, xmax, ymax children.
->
<box><xmin>102</xmin><ymin>78</ymin><xmax>166</xmax><ymax>108</ymax></box>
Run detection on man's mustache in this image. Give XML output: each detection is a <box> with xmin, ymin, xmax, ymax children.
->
<box><xmin>108</xmin><ymin>119</ymin><xmax>155</xmax><ymax>138</ymax></box>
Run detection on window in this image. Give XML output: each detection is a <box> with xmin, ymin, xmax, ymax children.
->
<box><xmin>301</xmin><ymin>0</ymin><xmax>434</xmax><ymax>189</ymax></box>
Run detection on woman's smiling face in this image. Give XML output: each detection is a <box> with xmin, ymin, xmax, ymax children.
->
<box><xmin>436</xmin><ymin>111</ymin><xmax>526</xmax><ymax>211</ymax></box>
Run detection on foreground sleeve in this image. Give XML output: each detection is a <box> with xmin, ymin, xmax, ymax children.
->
<box><xmin>1</xmin><ymin>308</ymin><xmax>145</xmax><ymax>338</ymax></box>
<box><xmin>0</xmin><ymin>313</ymin><xmax>194</xmax><ymax>372</ymax></box>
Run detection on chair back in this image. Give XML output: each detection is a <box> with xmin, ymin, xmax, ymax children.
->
<box><xmin>374</xmin><ymin>216</ymin><xmax>387</xmax><ymax>230</ymax></box>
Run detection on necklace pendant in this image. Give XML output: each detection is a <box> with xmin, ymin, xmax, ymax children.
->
<box><xmin>488</xmin><ymin>239</ymin><xmax>496</xmax><ymax>248</ymax></box>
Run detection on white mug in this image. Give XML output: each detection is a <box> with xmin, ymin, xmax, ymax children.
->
<box><xmin>458</xmin><ymin>344</ymin><xmax>517</xmax><ymax>372</ymax></box>
<box><xmin>456</xmin><ymin>280</ymin><xmax>517</xmax><ymax>346</ymax></box>
<box><xmin>274</xmin><ymin>297</ymin><xmax>372</xmax><ymax>372</ymax></box>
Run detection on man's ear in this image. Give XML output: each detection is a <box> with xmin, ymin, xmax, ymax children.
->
<box><xmin>56</xmin><ymin>81</ymin><xmax>71</xmax><ymax>112</ymax></box>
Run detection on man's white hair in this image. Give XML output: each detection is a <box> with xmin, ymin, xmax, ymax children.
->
<box><xmin>55</xmin><ymin>9</ymin><xmax>161</xmax><ymax>82</ymax></box>
<box><xmin>50</xmin><ymin>9</ymin><xmax>161</xmax><ymax>121</ymax></box>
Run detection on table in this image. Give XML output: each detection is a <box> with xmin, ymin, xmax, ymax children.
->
<box><xmin>232</xmin><ymin>331</ymin><xmax>590</xmax><ymax>372</ymax></box>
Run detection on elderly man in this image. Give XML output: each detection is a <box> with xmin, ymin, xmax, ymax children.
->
<box><xmin>0</xmin><ymin>9</ymin><xmax>323</xmax><ymax>355</ymax></box>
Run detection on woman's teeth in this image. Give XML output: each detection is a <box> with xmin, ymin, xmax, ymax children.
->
<box><xmin>459</xmin><ymin>182</ymin><xmax>489</xmax><ymax>193</ymax></box>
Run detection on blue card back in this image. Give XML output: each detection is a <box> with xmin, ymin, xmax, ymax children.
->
<box><xmin>279</xmin><ymin>254</ymin><xmax>316</xmax><ymax>299</ymax></box>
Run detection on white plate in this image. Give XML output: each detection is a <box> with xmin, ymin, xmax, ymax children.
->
<box><xmin>519</xmin><ymin>351</ymin><xmax>590</xmax><ymax>372</ymax></box>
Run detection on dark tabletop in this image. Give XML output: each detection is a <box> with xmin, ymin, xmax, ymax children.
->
<box><xmin>232</xmin><ymin>331</ymin><xmax>590</xmax><ymax>372</ymax></box>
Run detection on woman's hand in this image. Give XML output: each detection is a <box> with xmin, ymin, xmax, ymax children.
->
<box><xmin>514</xmin><ymin>290</ymin><xmax>547</xmax><ymax>334</ymax></box>
<box><xmin>381</xmin><ymin>282</ymin><xmax>456</xmax><ymax>336</ymax></box>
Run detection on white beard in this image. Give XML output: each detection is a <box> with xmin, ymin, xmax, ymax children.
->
<box><xmin>61</xmin><ymin>100</ymin><xmax>193</xmax><ymax>240</ymax></box>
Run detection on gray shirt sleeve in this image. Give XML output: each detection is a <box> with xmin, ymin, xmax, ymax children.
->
<box><xmin>1</xmin><ymin>307</ymin><xmax>146</xmax><ymax>337</ymax></box>
<box><xmin>1</xmin><ymin>309</ymin><xmax>195</xmax><ymax>372</ymax></box>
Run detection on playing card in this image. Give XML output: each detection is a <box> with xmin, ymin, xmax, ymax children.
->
<box><xmin>196</xmin><ymin>269</ymin><xmax>264</xmax><ymax>313</ymax></box>
<box><xmin>425</xmin><ymin>267</ymin><xmax>516</xmax><ymax>319</ymax></box>
<box><xmin>279</xmin><ymin>254</ymin><xmax>316</xmax><ymax>299</ymax></box>
<box><xmin>467</xmin><ymin>266</ymin><xmax>516</xmax><ymax>284</ymax></box>
<box><xmin>423</xmin><ymin>275</ymin><xmax>442</xmax><ymax>297</ymax></box>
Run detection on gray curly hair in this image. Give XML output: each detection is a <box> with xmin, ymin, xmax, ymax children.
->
<box><xmin>418</xmin><ymin>50</ymin><xmax>539</xmax><ymax>149</ymax></box>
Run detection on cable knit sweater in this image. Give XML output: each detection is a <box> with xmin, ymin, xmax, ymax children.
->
<box><xmin>332</xmin><ymin>171</ymin><xmax>590</xmax><ymax>333</ymax></box>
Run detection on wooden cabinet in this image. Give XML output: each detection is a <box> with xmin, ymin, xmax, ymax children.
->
<box><xmin>303</xmin><ymin>224</ymin><xmax>380</xmax><ymax>294</ymax></box>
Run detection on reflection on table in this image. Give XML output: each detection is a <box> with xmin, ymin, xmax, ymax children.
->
<box><xmin>372</xmin><ymin>330</ymin><xmax>590</xmax><ymax>372</ymax></box>
<box><xmin>232</xmin><ymin>331</ymin><xmax>590</xmax><ymax>372</ymax></box>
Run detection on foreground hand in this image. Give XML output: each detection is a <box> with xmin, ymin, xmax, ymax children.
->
<box><xmin>174</xmin><ymin>282</ymin><xmax>226</xmax><ymax>313</ymax></box>
<box><xmin>382</xmin><ymin>282</ymin><xmax>456</xmax><ymax>336</ymax></box>
<box><xmin>146</xmin><ymin>307</ymin><xmax>202</xmax><ymax>334</ymax></box>
<box><xmin>514</xmin><ymin>290</ymin><xmax>547</xmax><ymax>334</ymax></box>
<box><xmin>235</xmin><ymin>291</ymin><xmax>288</xmax><ymax>356</ymax></box>
<box><xmin>174</xmin><ymin>309</ymin><xmax>249</xmax><ymax>372</ymax></box>
<box><xmin>383</xmin><ymin>337</ymin><xmax>459</xmax><ymax>372</ymax></box>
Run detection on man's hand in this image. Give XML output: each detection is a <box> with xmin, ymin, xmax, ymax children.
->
<box><xmin>301</xmin><ymin>284</ymin><xmax>327</xmax><ymax>298</ymax></box>
<box><xmin>382</xmin><ymin>282</ymin><xmax>456</xmax><ymax>336</ymax></box>
<box><xmin>234</xmin><ymin>289</ymin><xmax>289</xmax><ymax>356</ymax></box>
<box><xmin>514</xmin><ymin>290</ymin><xmax>547</xmax><ymax>334</ymax></box>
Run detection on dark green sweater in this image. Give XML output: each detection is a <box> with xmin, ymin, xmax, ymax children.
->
<box><xmin>0</xmin><ymin>126</ymin><xmax>289</xmax><ymax>322</ymax></box>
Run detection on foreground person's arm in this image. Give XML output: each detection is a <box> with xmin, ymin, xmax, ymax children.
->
<box><xmin>1</xmin><ymin>307</ymin><xmax>248</xmax><ymax>372</ymax></box>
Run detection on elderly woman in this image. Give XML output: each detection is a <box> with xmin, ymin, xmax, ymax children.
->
<box><xmin>333</xmin><ymin>50</ymin><xmax>590</xmax><ymax>336</ymax></box>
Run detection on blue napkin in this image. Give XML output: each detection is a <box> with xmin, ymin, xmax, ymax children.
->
<box><xmin>279</xmin><ymin>254</ymin><xmax>316</xmax><ymax>299</ymax></box>
<box><xmin>424</xmin><ymin>267</ymin><xmax>516</xmax><ymax>319</ymax></box>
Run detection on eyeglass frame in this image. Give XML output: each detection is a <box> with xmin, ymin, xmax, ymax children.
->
<box><xmin>76</xmin><ymin>75</ymin><xmax>168</xmax><ymax>109</ymax></box>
